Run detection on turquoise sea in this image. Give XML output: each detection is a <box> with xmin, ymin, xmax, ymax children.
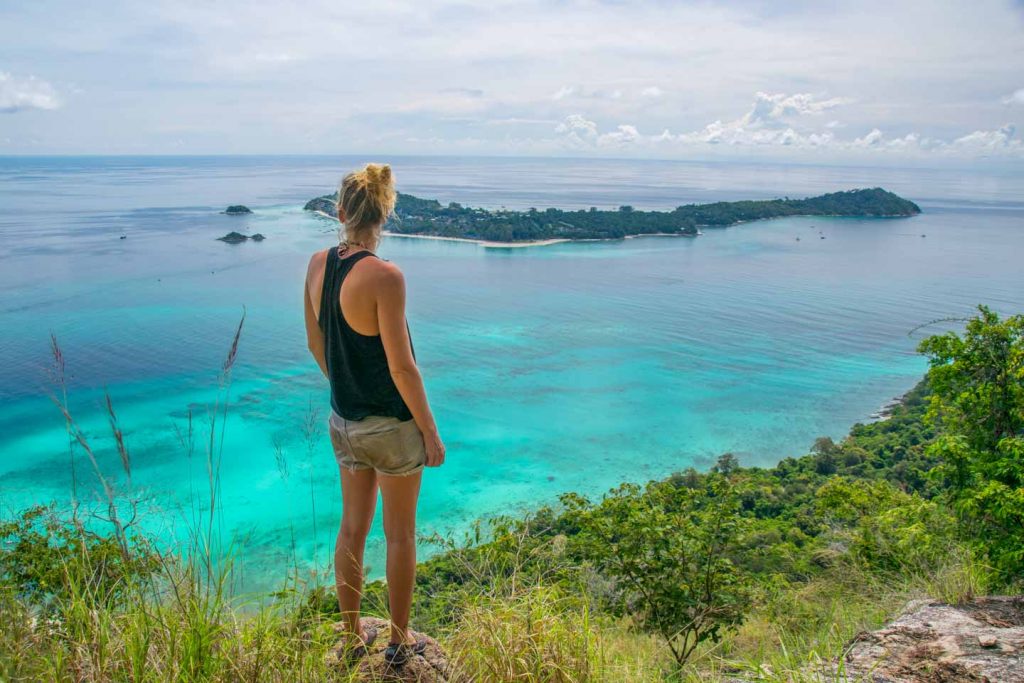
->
<box><xmin>1</xmin><ymin>155</ymin><xmax>1022</xmax><ymax>590</ymax></box>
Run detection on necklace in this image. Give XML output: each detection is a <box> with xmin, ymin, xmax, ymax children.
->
<box><xmin>337</xmin><ymin>240</ymin><xmax>374</xmax><ymax>258</ymax></box>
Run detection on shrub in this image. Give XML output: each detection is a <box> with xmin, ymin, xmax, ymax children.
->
<box><xmin>562</xmin><ymin>477</ymin><xmax>751</xmax><ymax>667</ymax></box>
<box><xmin>0</xmin><ymin>505</ymin><xmax>158</xmax><ymax>611</ymax></box>
<box><xmin>919</xmin><ymin>305</ymin><xmax>1024</xmax><ymax>577</ymax></box>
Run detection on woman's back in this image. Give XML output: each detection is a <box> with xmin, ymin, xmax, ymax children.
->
<box><xmin>314</xmin><ymin>245</ymin><xmax>413</xmax><ymax>421</ymax></box>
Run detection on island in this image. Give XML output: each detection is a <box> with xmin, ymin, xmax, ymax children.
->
<box><xmin>304</xmin><ymin>188</ymin><xmax>920</xmax><ymax>245</ymax></box>
<box><xmin>217</xmin><ymin>231</ymin><xmax>265</xmax><ymax>243</ymax></box>
<box><xmin>223</xmin><ymin>205</ymin><xmax>253</xmax><ymax>215</ymax></box>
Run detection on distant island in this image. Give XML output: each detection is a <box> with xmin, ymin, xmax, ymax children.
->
<box><xmin>217</xmin><ymin>231</ymin><xmax>265</xmax><ymax>243</ymax></box>
<box><xmin>223</xmin><ymin>205</ymin><xmax>252</xmax><ymax>215</ymax></box>
<box><xmin>304</xmin><ymin>188</ymin><xmax>920</xmax><ymax>245</ymax></box>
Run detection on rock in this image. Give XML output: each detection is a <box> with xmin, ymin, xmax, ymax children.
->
<box><xmin>304</xmin><ymin>194</ymin><xmax>338</xmax><ymax>216</ymax></box>
<box><xmin>327</xmin><ymin>617</ymin><xmax>455</xmax><ymax>682</ymax></box>
<box><xmin>224</xmin><ymin>205</ymin><xmax>252</xmax><ymax>215</ymax></box>
<box><xmin>829</xmin><ymin>596</ymin><xmax>1024</xmax><ymax>682</ymax></box>
<box><xmin>216</xmin><ymin>231</ymin><xmax>250</xmax><ymax>244</ymax></box>
<box><xmin>216</xmin><ymin>231</ymin><xmax>265</xmax><ymax>243</ymax></box>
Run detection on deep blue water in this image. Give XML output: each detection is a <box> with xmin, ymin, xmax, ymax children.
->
<box><xmin>1</xmin><ymin>155</ymin><xmax>1022</xmax><ymax>590</ymax></box>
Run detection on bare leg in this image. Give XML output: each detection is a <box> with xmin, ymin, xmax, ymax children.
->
<box><xmin>336</xmin><ymin>466</ymin><xmax>378</xmax><ymax>642</ymax></box>
<box><xmin>377</xmin><ymin>470</ymin><xmax>423</xmax><ymax>644</ymax></box>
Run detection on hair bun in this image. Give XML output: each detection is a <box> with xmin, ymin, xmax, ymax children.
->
<box><xmin>365</xmin><ymin>163</ymin><xmax>392</xmax><ymax>187</ymax></box>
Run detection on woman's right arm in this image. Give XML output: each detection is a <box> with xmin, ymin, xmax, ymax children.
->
<box><xmin>376</xmin><ymin>263</ymin><xmax>445</xmax><ymax>468</ymax></box>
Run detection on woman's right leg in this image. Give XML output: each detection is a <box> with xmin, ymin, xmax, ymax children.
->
<box><xmin>377</xmin><ymin>470</ymin><xmax>423</xmax><ymax>645</ymax></box>
<box><xmin>336</xmin><ymin>466</ymin><xmax>379</xmax><ymax>640</ymax></box>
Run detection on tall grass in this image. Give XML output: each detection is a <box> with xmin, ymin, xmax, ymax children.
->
<box><xmin>0</xmin><ymin>313</ymin><xmax>369</xmax><ymax>682</ymax></box>
<box><xmin>919</xmin><ymin>545</ymin><xmax>994</xmax><ymax>605</ymax></box>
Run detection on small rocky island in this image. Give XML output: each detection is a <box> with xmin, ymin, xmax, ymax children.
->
<box><xmin>304</xmin><ymin>188</ymin><xmax>920</xmax><ymax>243</ymax></box>
<box><xmin>217</xmin><ymin>231</ymin><xmax>265</xmax><ymax>243</ymax></box>
<box><xmin>223</xmin><ymin>205</ymin><xmax>253</xmax><ymax>215</ymax></box>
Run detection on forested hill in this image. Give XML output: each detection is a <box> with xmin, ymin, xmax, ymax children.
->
<box><xmin>304</xmin><ymin>187</ymin><xmax>921</xmax><ymax>243</ymax></box>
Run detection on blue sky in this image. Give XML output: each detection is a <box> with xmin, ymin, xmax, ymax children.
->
<box><xmin>1</xmin><ymin>0</ymin><xmax>1022</xmax><ymax>162</ymax></box>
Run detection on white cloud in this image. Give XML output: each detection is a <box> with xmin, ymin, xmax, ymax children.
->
<box><xmin>746</xmin><ymin>92</ymin><xmax>851</xmax><ymax>123</ymax></box>
<box><xmin>737</xmin><ymin>92</ymin><xmax>850</xmax><ymax>132</ymax></box>
<box><xmin>553</xmin><ymin>117</ymin><xmax>640</xmax><ymax>147</ymax></box>
<box><xmin>554</xmin><ymin>114</ymin><xmax>599</xmax><ymax>146</ymax></box>
<box><xmin>554</xmin><ymin>92</ymin><xmax>1023</xmax><ymax>159</ymax></box>
<box><xmin>1002</xmin><ymin>89</ymin><xmax>1024</xmax><ymax>105</ymax></box>
<box><xmin>0</xmin><ymin>72</ymin><xmax>61</xmax><ymax>113</ymax></box>
<box><xmin>640</xmin><ymin>86</ymin><xmax>664</xmax><ymax>98</ymax></box>
<box><xmin>598</xmin><ymin>124</ymin><xmax>640</xmax><ymax>146</ymax></box>
<box><xmin>555</xmin><ymin>114</ymin><xmax>597</xmax><ymax>136</ymax></box>
<box><xmin>951</xmin><ymin>125</ymin><xmax>1020</xmax><ymax>153</ymax></box>
<box><xmin>665</xmin><ymin>92</ymin><xmax>852</xmax><ymax>146</ymax></box>
<box><xmin>852</xmin><ymin>128</ymin><xmax>884</xmax><ymax>148</ymax></box>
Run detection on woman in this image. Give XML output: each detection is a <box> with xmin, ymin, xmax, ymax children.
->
<box><xmin>303</xmin><ymin>163</ymin><xmax>445</xmax><ymax>667</ymax></box>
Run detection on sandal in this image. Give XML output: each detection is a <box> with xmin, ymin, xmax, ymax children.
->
<box><xmin>383</xmin><ymin>637</ymin><xmax>428</xmax><ymax>668</ymax></box>
<box><xmin>337</xmin><ymin>622</ymin><xmax>379</xmax><ymax>666</ymax></box>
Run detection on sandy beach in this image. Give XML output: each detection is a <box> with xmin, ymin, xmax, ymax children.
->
<box><xmin>384</xmin><ymin>231</ymin><xmax>572</xmax><ymax>249</ymax></box>
<box><xmin>313</xmin><ymin>209</ymin><xmax>572</xmax><ymax>248</ymax></box>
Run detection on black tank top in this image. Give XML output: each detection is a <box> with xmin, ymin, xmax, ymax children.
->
<box><xmin>318</xmin><ymin>247</ymin><xmax>414</xmax><ymax>421</ymax></box>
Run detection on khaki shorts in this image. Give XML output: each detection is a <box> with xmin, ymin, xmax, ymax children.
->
<box><xmin>328</xmin><ymin>411</ymin><xmax>426</xmax><ymax>477</ymax></box>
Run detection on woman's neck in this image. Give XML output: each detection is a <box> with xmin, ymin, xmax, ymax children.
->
<box><xmin>340</xmin><ymin>239</ymin><xmax>377</xmax><ymax>254</ymax></box>
<box><xmin>340</xmin><ymin>227</ymin><xmax>379</xmax><ymax>253</ymax></box>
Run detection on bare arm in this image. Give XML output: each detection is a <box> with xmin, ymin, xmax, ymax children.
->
<box><xmin>376</xmin><ymin>265</ymin><xmax>445</xmax><ymax>467</ymax></box>
<box><xmin>304</xmin><ymin>255</ymin><xmax>329</xmax><ymax>379</ymax></box>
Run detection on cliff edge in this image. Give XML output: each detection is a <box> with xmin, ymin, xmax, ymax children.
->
<box><xmin>832</xmin><ymin>596</ymin><xmax>1024</xmax><ymax>682</ymax></box>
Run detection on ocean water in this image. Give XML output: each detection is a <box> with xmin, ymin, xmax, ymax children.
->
<box><xmin>1</xmin><ymin>155</ymin><xmax>1022</xmax><ymax>591</ymax></box>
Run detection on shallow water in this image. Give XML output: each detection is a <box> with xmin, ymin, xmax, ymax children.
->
<box><xmin>1</xmin><ymin>155</ymin><xmax>1022</xmax><ymax>590</ymax></box>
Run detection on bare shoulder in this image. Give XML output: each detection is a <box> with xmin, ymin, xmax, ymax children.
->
<box><xmin>364</xmin><ymin>257</ymin><xmax>405</xmax><ymax>289</ymax></box>
<box><xmin>305</xmin><ymin>248</ymin><xmax>330</xmax><ymax>280</ymax></box>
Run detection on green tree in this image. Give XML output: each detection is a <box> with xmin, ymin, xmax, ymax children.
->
<box><xmin>712</xmin><ymin>452</ymin><xmax>740</xmax><ymax>475</ymax></box>
<box><xmin>561</xmin><ymin>477</ymin><xmax>750</xmax><ymax>667</ymax></box>
<box><xmin>918</xmin><ymin>305</ymin><xmax>1024</xmax><ymax>575</ymax></box>
<box><xmin>812</xmin><ymin>437</ymin><xmax>839</xmax><ymax>475</ymax></box>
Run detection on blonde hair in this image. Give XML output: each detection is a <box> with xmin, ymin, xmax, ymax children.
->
<box><xmin>337</xmin><ymin>163</ymin><xmax>396</xmax><ymax>248</ymax></box>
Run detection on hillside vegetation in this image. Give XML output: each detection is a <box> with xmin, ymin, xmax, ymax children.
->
<box><xmin>1</xmin><ymin>305</ymin><xmax>1020</xmax><ymax>681</ymax></box>
<box><xmin>304</xmin><ymin>188</ymin><xmax>921</xmax><ymax>243</ymax></box>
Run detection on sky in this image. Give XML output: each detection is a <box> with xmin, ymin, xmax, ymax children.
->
<box><xmin>1</xmin><ymin>0</ymin><xmax>1023</xmax><ymax>163</ymax></box>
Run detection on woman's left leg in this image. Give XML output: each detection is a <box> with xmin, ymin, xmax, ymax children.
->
<box><xmin>336</xmin><ymin>466</ymin><xmax>379</xmax><ymax>641</ymax></box>
<box><xmin>378</xmin><ymin>469</ymin><xmax>423</xmax><ymax>645</ymax></box>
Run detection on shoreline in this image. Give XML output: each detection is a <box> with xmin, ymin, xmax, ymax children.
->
<box><xmin>313</xmin><ymin>209</ymin><xmax>699</xmax><ymax>248</ymax></box>
<box><xmin>384</xmin><ymin>231</ymin><xmax>573</xmax><ymax>249</ymax></box>
<box><xmin>312</xmin><ymin>210</ymin><xmax>572</xmax><ymax>248</ymax></box>
<box><xmin>868</xmin><ymin>395</ymin><xmax>906</xmax><ymax>422</ymax></box>
<box><xmin>313</xmin><ymin>208</ymin><xmax>909</xmax><ymax>250</ymax></box>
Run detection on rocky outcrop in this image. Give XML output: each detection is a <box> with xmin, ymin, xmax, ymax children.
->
<box><xmin>304</xmin><ymin>195</ymin><xmax>337</xmax><ymax>216</ymax></box>
<box><xmin>216</xmin><ymin>231</ymin><xmax>265</xmax><ymax>244</ymax></box>
<box><xmin>834</xmin><ymin>596</ymin><xmax>1024</xmax><ymax>682</ymax></box>
<box><xmin>327</xmin><ymin>617</ymin><xmax>454</xmax><ymax>682</ymax></box>
<box><xmin>224</xmin><ymin>205</ymin><xmax>252</xmax><ymax>214</ymax></box>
